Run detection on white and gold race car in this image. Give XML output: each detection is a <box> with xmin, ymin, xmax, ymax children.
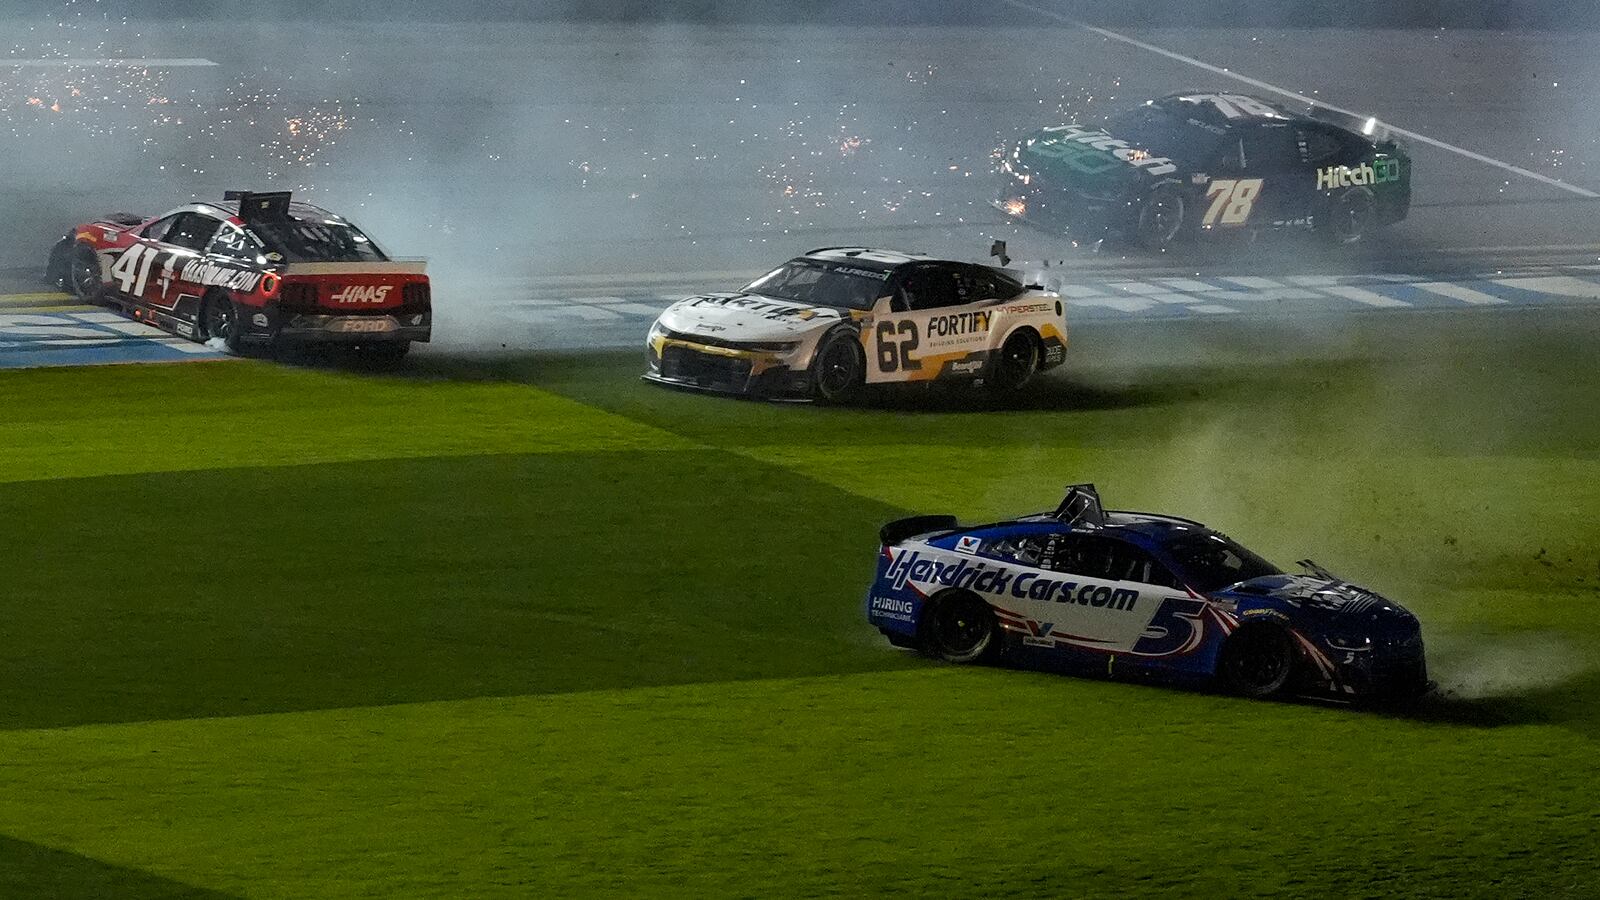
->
<box><xmin>645</xmin><ymin>248</ymin><xmax>1067</xmax><ymax>401</ymax></box>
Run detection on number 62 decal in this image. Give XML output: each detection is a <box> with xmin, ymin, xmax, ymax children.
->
<box><xmin>874</xmin><ymin>320</ymin><xmax>921</xmax><ymax>373</ymax></box>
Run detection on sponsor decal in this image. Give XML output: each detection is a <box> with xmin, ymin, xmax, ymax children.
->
<box><xmin>1023</xmin><ymin>620</ymin><xmax>1058</xmax><ymax>647</ymax></box>
<box><xmin>832</xmin><ymin>265</ymin><xmax>890</xmax><ymax>281</ymax></box>
<box><xmin>869</xmin><ymin>595</ymin><xmax>916</xmax><ymax>623</ymax></box>
<box><xmin>956</xmin><ymin>535</ymin><xmax>982</xmax><ymax>555</ymax></box>
<box><xmin>926</xmin><ymin>309</ymin><xmax>990</xmax><ymax>338</ymax></box>
<box><xmin>1242</xmin><ymin>607</ymin><xmax>1290</xmax><ymax>620</ymax></box>
<box><xmin>947</xmin><ymin>358</ymin><xmax>985</xmax><ymax>375</ymax></box>
<box><xmin>1043</xmin><ymin>344</ymin><xmax>1065</xmax><ymax>365</ymax></box>
<box><xmin>685</xmin><ymin>295</ymin><xmax>829</xmax><ymax>322</ymax></box>
<box><xmin>1315</xmin><ymin>158</ymin><xmax>1400</xmax><ymax>191</ymax></box>
<box><xmin>180</xmin><ymin>258</ymin><xmax>263</xmax><ymax>292</ymax></box>
<box><xmin>885</xmin><ymin>549</ymin><xmax>1139</xmax><ymax>612</ymax></box>
<box><xmin>1032</xmin><ymin>124</ymin><xmax>1178</xmax><ymax>177</ymax></box>
<box><xmin>999</xmin><ymin>302</ymin><xmax>1052</xmax><ymax>316</ymax></box>
<box><xmin>330</xmin><ymin>285</ymin><xmax>393</xmax><ymax>305</ymax></box>
<box><xmin>251</xmin><ymin>313</ymin><xmax>270</xmax><ymax>327</ymax></box>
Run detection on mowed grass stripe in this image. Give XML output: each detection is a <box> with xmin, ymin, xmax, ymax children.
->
<box><xmin>1</xmin><ymin>668</ymin><xmax>1596</xmax><ymax>898</ymax></box>
<box><xmin>0</xmin><ymin>448</ymin><xmax>914</xmax><ymax>731</ymax></box>
<box><xmin>0</xmin><ymin>834</ymin><xmax>241</xmax><ymax>900</ymax></box>
<box><xmin>0</xmin><ymin>361</ymin><xmax>694</xmax><ymax>484</ymax></box>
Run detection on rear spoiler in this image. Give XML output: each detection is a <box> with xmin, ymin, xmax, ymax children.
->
<box><xmin>1304</xmin><ymin>105</ymin><xmax>1395</xmax><ymax>145</ymax></box>
<box><xmin>879</xmin><ymin>514</ymin><xmax>959</xmax><ymax>546</ymax></box>
<box><xmin>282</xmin><ymin>261</ymin><xmax>428</xmax><ymax>276</ymax></box>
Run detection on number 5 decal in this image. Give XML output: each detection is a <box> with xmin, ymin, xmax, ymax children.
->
<box><xmin>1131</xmin><ymin>597</ymin><xmax>1208</xmax><ymax>657</ymax></box>
<box><xmin>1202</xmin><ymin>178</ymin><xmax>1264</xmax><ymax>227</ymax></box>
<box><xmin>874</xmin><ymin>320</ymin><xmax>920</xmax><ymax>373</ymax></box>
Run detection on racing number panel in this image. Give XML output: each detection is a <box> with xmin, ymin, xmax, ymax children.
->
<box><xmin>863</xmin><ymin>262</ymin><xmax>1006</xmax><ymax>383</ymax></box>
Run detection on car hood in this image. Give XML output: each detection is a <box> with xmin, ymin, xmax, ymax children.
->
<box><xmin>1214</xmin><ymin>574</ymin><xmax>1415</xmax><ymax>621</ymax></box>
<box><xmin>657</xmin><ymin>292</ymin><xmax>846</xmax><ymax>342</ymax></box>
<box><xmin>1015</xmin><ymin>124</ymin><xmax>1179</xmax><ymax>197</ymax></box>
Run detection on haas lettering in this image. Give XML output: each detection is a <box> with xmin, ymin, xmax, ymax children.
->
<box><xmin>331</xmin><ymin>285</ymin><xmax>393</xmax><ymax>304</ymax></box>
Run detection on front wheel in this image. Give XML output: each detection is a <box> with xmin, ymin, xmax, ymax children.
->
<box><xmin>924</xmin><ymin>591</ymin><xmax>999</xmax><ymax>664</ymax></box>
<box><xmin>1219</xmin><ymin>625</ymin><xmax>1297</xmax><ymax>699</ymax></box>
<box><xmin>200</xmin><ymin>293</ymin><xmax>244</xmax><ymax>352</ymax></box>
<box><xmin>810</xmin><ymin>330</ymin><xmax>864</xmax><ymax>403</ymax></box>
<box><xmin>1321</xmin><ymin>187</ymin><xmax>1377</xmax><ymax>245</ymax></box>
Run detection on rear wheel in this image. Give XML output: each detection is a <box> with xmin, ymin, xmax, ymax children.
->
<box><xmin>811</xmin><ymin>330</ymin><xmax>864</xmax><ymax>403</ymax></box>
<box><xmin>924</xmin><ymin>591</ymin><xmax>999</xmax><ymax>664</ymax></box>
<box><xmin>67</xmin><ymin>243</ymin><xmax>103</xmax><ymax>301</ymax></box>
<box><xmin>1134</xmin><ymin>185</ymin><xmax>1187</xmax><ymax>251</ymax></box>
<box><xmin>1219</xmin><ymin>625</ymin><xmax>1297</xmax><ymax>698</ymax></box>
<box><xmin>200</xmin><ymin>293</ymin><xmax>243</xmax><ymax>352</ymax></box>
<box><xmin>987</xmin><ymin>329</ymin><xmax>1040</xmax><ymax>394</ymax></box>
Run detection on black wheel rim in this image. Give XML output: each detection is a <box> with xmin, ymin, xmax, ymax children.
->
<box><xmin>204</xmin><ymin>301</ymin><xmax>234</xmax><ymax>341</ymax></box>
<box><xmin>935</xmin><ymin>598</ymin><xmax>991</xmax><ymax>657</ymax></box>
<box><xmin>1230</xmin><ymin>631</ymin><xmax>1291</xmax><ymax>690</ymax></box>
<box><xmin>1335</xmin><ymin>193</ymin><xmax>1374</xmax><ymax>243</ymax></box>
<box><xmin>994</xmin><ymin>336</ymin><xmax>1037</xmax><ymax>389</ymax></box>
<box><xmin>1139</xmin><ymin>193</ymin><xmax>1184</xmax><ymax>246</ymax></box>
<box><xmin>816</xmin><ymin>340</ymin><xmax>857</xmax><ymax>397</ymax></box>
<box><xmin>71</xmin><ymin>251</ymin><xmax>99</xmax><ymax>297</ymax></box>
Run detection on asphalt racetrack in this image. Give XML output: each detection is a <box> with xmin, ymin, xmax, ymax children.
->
<box><xmin>5</xmin><ymin>8</ymin><xmax>1600</xmax><ymax>361</ymax></box>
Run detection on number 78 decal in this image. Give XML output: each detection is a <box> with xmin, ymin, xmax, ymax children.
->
<box><xmin>1202</xmin><ymin>178</ymin><xmax>1264</xmax><ymax>227</ymax></box>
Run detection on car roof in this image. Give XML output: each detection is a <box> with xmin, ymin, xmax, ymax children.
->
<box><xmin>801</xmin><ymin>247</ymin><xmax>940</xmax><ymax>273</ymax></box>
<box><xmin>973</xmin><ymin>509</ymin><xmax>1213</xmax><ymax>552</ymax></box>
<box><xmin>1153</xmin><ymin>92</ymin><xmax>1302</xmax><ymax>128</ymax></box>
<box><xmin>191</xmin><ymin>198</ymin><xmax>347</xmax><ymax>225</ymax></box>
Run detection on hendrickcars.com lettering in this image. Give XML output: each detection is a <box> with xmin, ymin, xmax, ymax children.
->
<box><xmin>885</xmin><ymin>550</ymin><xmax>1138</xmax><ymax>611</ymax></box>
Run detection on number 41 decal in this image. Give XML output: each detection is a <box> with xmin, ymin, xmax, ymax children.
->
<box><xmin>1202</xmin><ymin>178</ymin><xmax>1264</xmax><ymax>227</ymax></box>
<box><xmin>108</xmin><ymin>244</ymin><xmax>160</xmax><ymax>296</ymax></box>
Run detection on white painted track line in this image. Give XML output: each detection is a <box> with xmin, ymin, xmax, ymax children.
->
<box><xmin>1412</xmin><ymin>281</ymin><xmax>1508</xmax><ymax>305</ymax></box>
<box><xmin>1321</xmin><ymin>285</ymin><xmax>1411</xmax><ymax>308</ymax></box>
<box><xmin>1000</xmin><ymin>0</ymin><xmax>1600</xmax><ymax>199</ymax></box>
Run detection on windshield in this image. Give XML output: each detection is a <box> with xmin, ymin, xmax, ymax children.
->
<box><xmin>250</xmin><ymin>219</ymin><xmax>388</xmax><ymax>263</ymax></box>
<box><xmin>743</xmin><ymin>260</ymin><xmax>889</xmax><ymax>310</ymax></box>
<box><xmin>1104</xmin><ymin>105</ymin><xmax>1226</xmax><ymax>163</ymax></box>
<box><xmin>1161</xmin><ymin>531</ymin><xmax>1282</xmax><ymax>593</ymax></box>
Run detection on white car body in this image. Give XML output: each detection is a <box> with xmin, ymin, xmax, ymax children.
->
<box><xmin>645</xmin><ymin>248</ymin><xmax>1068</xmax><ymax>398</ymax></box>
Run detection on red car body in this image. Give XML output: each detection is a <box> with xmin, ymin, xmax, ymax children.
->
<box><xmin>46</xmin><ymin>191</ymin><xmax>430</xmax><ymax>355</ymax></box>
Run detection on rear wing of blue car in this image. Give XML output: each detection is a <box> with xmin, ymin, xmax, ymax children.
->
<box><xmin>879</xmin><ymin>515</ymin><xmax>959</xmax><ymax>546</ymax></box>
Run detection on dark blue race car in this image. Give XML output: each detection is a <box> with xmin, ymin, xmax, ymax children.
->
<box><xmin>865</xmin><ymin>485</ymin><xmax>1429</xmax><ymax>701</ymax></box>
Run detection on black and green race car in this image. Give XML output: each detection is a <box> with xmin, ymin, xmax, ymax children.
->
<box><xmin>996</xmin><ymin>92</ymin><xmax>1411</xmax><ymax>249</ymax></box>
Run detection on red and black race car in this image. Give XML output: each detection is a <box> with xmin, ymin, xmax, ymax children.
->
<box><xmin>45</xmin><ymin>191</ymin><xmax>430</xmax><ymax>358</ymax></box>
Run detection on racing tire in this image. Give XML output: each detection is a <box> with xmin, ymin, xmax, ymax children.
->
<box><xmin>1321</xmin><ymin>187</ymin><xmax>1377</xmax><ymax>245</ymax></box>
<box><xmin>66</xmin><ymin>242</ymin><xmax>103</xmax><ymax>301</ymax></box>
<box><xmin>1218</xmin><ymin>624</ymin><xmax>1297</xmax><ymax>699</ymax></box>
<box><xmin>1134</xmin><ymin>184</ymin><xmax>1187</xmax><ymax>251</ymax></box>
<box><xmin>987</xmin><ymin>329</ymin><xmax>1040</xmax><ymax>394</ymax></box>
<box><xmin>200</xmin><ymin>292</ymin><xmax>244</xmax><ymax>353</ymax></box>
<box><xmin>811</xmin><ymin>329</ymin><xmax>864</xmax><ymax>403</ymax></box>
<box><xmin>923</xmin><ymin>590</ymin><xmax>1000</xmax><ymax>664</ymax></box>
